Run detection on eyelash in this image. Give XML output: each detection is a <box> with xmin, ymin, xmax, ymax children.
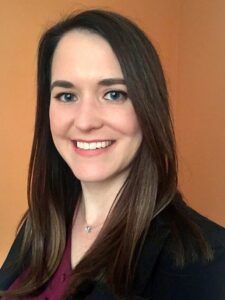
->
<box><xmin>54</xmin><ymin>92</ymin><xmax>76</xmax><ymax>102</ymax></box>
<box><xmin>53</xmin><ymin>90</ymin><xmax>128</xmax><ymax>103</ymax></box>
<box><xmin>104</xmin><ymin>90</ymin><xmax>128</xmax><ymax>101</ymax></box>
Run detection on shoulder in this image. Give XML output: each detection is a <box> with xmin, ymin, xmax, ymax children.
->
<box><xmin>187</xmin><ymin>207</ymin><xmax>225</xmax><ymax>246</ymax></box>
<box><xmin>0</xmin><ymin>221</ymin><xmax>27</xmax><ymax>290</ymax></box>
<box><xmin>152</xmin><ymin>208</ymin><xmax>225</xmax><ymax>300</ymax></box>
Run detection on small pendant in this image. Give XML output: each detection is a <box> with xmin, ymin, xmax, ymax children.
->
<box><xmin>85</xmin><ymin>225</ymin><xmax>92</xmax><ymax>233</ymax></box>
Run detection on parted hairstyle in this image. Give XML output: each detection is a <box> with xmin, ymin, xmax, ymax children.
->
<box><xmin>2</xmin><ymin>9</ymin><xmax>212</xmax><ymax>299</ymax></box>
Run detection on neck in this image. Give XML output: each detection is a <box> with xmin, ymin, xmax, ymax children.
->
<box><xmin>79</xmin><ymin>170</ymin><xmax>129</xmax><ymax>226</ymax></box>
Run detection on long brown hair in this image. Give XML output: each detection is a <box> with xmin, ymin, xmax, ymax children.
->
<box><xmin>2</xmin><ymin>9</ymin><xmax>212</xmax><ymax>299</ymax></box>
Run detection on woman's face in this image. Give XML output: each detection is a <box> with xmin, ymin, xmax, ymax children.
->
<box><xmin>49</xmin><ymin>30</ymin><xmax>142</xmax><ymax>184</ymax></box>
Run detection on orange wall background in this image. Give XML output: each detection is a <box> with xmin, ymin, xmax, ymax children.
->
<box><xmin>176</xmin><ymin>0</ymin><xmax>225</xmax><ymax>226</ymax></box>
<box><xmin>0</xmin><ymin>0</ymin><xmax>224</xmax><ymax>266</ymax></box>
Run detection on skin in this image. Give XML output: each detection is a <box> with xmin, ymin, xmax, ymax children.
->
<box><xmin>49</xmin><ymin>30</ymin><xmax>142</xmax><ymax>266</ymax></box>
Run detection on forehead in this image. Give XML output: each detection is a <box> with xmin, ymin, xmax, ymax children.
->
<box><xmin>51</xmin><ymin>30</ymin><xmax>123</xmax><ymax>80</ymax></box>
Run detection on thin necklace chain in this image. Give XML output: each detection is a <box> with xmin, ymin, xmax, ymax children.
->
<box><xmin>77</xmin><ymin>195</ymin><xmax>105</xmax><ymax>234</ymax></box>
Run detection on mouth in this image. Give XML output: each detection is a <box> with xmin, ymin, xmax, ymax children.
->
<box><xmin>73</xmin><ymin>140</ymin><xmax>115</xmax><ymax>150</ymax></box>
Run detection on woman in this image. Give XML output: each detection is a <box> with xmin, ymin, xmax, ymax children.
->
<box><xmin>0</xmin><ymin>9</ymin><xmax>225</xmax><ymax>300</ymax></box>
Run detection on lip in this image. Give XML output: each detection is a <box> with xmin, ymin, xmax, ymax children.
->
<box><xmin>71</xmin><ymin>140</ymin><xmax>115</xmax><ymax>157</ymax></box>
<box><xmin>74</xmin><ymin>139</ymin><xmax>113</xmax><ymax>143</ymax></box>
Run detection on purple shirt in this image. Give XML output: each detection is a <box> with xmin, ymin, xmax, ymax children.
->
<box><xmin>7</xmin><ymin>234</ymin><xmax>72</xmax><ymax>299</ymax></box>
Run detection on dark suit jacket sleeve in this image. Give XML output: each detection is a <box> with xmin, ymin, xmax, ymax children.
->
<box><xmin>0</xmin><ymin>222</ymin><xmax>26</xmax><ymax>290</ymax></box>
<box><xmin>173</xmin><ymin>256</ymin><xmax>225</xmax><ymax>299</ymax></box>
<box><xmin>152</xmin><ymin>232</ymin><xmax>225</xmax><ymax>299</ymax></box>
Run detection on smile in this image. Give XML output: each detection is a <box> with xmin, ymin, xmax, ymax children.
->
<box><xmin>75</xmin><ymin>140</ymin><xmax>114</xmax><ymax>150</ymax></box>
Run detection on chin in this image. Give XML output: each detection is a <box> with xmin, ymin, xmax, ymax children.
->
<box><xmin>72</xmin><ymin>169</ymin><xmax>113</xmax><ymax>183</ymax></box>
<box><xmin>76</xmin><ymin>176</ymin><xmax>113</xmax><ymax>184</ymax></box>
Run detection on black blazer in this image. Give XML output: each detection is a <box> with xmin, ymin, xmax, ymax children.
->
<box><xmin>1</xmin><ymin>207</ymin><xmax>225</xmax><ymax>299</ymax></box>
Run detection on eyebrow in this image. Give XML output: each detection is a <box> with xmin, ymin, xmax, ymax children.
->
<box><xmin>50</xmin><ymin>78</ymin><xmax>126</xmax><ymax>91</ymax></box>
<box><xmin>50</xmin><ymin>80</ymin><xmax>74</xmax><ymax>91</ymax></box>
<box><xmin>98</xmin><ymin>78</ymin><xmax>126</xmax><ymax>86</ymax></box>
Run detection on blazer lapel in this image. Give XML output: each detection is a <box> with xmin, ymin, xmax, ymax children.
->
<box><xmin>132</xmin><ymin>224</ymin><xmax>170</xmax><ymax>297</ymax></box>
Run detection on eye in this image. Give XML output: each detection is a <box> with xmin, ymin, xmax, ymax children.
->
<box><xmin>54</xmin><ymin>92</ymin><xmax>76</xmax><ymax>102</ymax></box>
<box><xmin>104</xmin><ymin>90</ymin><xmax>128</xmax><ymax>102</ymax></box>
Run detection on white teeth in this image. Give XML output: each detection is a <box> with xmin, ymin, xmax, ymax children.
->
<box><xmin>89</xmin><ymin>143</ymin><xmax>95</xmax><ymax>150</ymax></box>
<box><xmin>76</xmin><ymin>141</ymin><xmax>113</xmax><ymax>150</ymax></box>
<box><xmin>84</xmin><ymin>142</ymin><xmax>89</xmax><ymax>150</ymax></box>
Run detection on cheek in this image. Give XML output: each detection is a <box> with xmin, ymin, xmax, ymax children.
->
<box><xmin>49</xmin><ymin>103</ymin><xmax>72</xmax><ymax>136</ymax></box>
<box><xmin>49</xmin><ymin>108</ymin><xmax>57</xmax><ymax>135</ymax></box>
<box><xmin>111</xmin><ymin>105</ymin><xmax>141</xmax><ymax>138</ymax></box>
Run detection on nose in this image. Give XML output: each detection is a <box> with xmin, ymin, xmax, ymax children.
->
<box><xmin>74</xmin><ymin>97</ymin><xmax>103</xmax><ymax>132</ymax></box>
